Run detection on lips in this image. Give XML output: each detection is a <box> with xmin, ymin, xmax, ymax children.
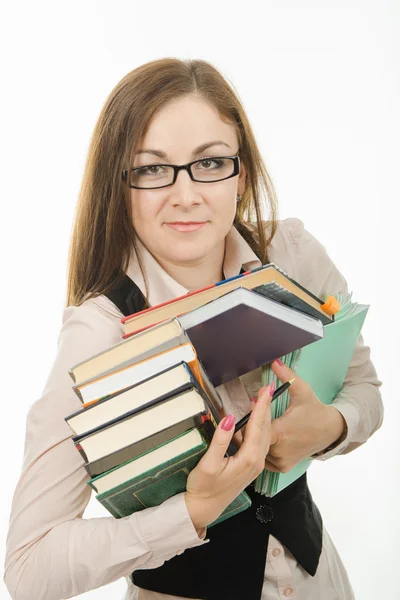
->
<box><xmin>165</xmin><ymin>222</ymin><xmax>207</xmax><ymax>232</ymax></box>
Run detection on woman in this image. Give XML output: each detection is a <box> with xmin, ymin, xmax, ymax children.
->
<box><xmin>4</xmin><ymin>58</ymin><xmax>383</xmax><ymax>600</ymax></box>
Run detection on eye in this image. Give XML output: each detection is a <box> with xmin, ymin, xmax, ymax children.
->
<box><xmin>136</xmin><ymin>165</ymin><xmax>167</xmax><ymax>175</ymax></box>
<box><xmin>196</xmin><ymin>158</ymin><xmax>225</xmax><ymax>170</ymax></box>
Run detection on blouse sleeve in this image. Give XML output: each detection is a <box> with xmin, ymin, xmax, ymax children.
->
<box><xmin>282</xmin><ymin>217</ymin><xmax>383</xmax><ymax>460</ymax></box>
<box><xmin>3</xmin><ymin>297</ymin><xmax>208</xmax><ymax>600</ymax></box>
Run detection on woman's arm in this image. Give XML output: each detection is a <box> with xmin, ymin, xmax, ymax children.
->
<box><xmin>283</xmin><ymin>217</ymin><xmax>383</xmax><ymax>460</ymax></box>
<box><xmin>4</xmin><ymin>298</ymin><xmax>207</xmax><ymax>600</ymax></box>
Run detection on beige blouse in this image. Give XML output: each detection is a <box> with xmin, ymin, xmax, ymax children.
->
<box><xmin>4</xmin><ymin>218</ymin><xmax>383</xmax><ymax>600</ymax></box>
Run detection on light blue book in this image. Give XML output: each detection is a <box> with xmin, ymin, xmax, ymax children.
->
<box><xmin>254</xmin><ymin>293</ymin><xmax>369</xmax><ymax>497</ymax></box>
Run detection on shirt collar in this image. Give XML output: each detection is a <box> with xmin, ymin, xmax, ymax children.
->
<box><xmin>126</xmin><ymin>225</ymin><xmax>261</xmax><ymax>307</ymax></box>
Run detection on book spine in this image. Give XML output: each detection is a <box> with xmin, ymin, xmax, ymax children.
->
<box><xmin>121</xmin><ymin>284</ymin><xmax>216</xmax><ymax>325</ymax></box>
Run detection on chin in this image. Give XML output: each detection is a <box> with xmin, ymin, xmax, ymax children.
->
<box><xmin>169</xmin><ymin>247</ymin><xmax>211</xmax><ymax>264</ymax></box>
<box><xmin>162</xmin><ymin>235</ymin><xmax>213</xmax><ymax>262</ymax></box>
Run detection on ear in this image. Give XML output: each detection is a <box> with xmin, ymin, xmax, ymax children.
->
<box><xmin>238</xmin><ymin>161</ymin><xmax>247</xmax><ymax>196</ymax></box>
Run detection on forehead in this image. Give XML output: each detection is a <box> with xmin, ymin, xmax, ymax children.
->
<box><xmin>137</xmin><ymin>96</ymin><xmax>238</xmax><ymax>160</ymax></box>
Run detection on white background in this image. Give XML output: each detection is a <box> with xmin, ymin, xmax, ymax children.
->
<box><xmin>1</xmin><ymin>1</ymin><xmax>399</xmax><ymax>598</ymax></box>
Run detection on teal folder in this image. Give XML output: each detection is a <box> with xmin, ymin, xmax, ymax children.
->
<box><xmin>254</xmin><ymin>293</ymin><xmax>369</xmax><ymax>497</ymax></box>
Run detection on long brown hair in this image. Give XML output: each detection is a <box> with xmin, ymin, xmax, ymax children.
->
<box><xmin>66</xmin><ymin>58</ymin><xmax>278</xmax><ymax>307</ymax></box>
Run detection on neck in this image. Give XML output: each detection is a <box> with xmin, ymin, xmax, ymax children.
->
<box><xmin>153</xmin><ymin>245</ymin><xmax>225</xmax><ymax>292</ymax></box>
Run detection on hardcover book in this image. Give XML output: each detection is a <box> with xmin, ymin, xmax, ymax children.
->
<box><xmin>88</xmin><ymin>425</ymin><xmax>251</xmax><ymax>528</ymax></box>
<box><xmin>66</xmin><ymin>362</ymin><xmax>203</xmax><ymax>436</ymax></box>
<box><xmin>74</xmin><ymin>383</ymin><xmax>213</xmax><ymax>477</ymax></box>
<box><xmin>73</xmin><ymin>342</ymin><xmax>203</xmax><ymax>405</ymax></box>
<box><xmin>179</xmin><ymin>287</ymin><xmax>324</xmax><ymax>386</ymax></box>
<box><xmin>69</xmin><ymin>317</ymin><xmax>188</xmax><ymax>386</ymax></box>
<box><xmin>122</xmin><ymin>262</ymin><xmax>336</xmax><ymax>336</ymax></box>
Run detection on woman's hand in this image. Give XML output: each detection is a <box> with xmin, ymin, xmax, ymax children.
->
<box><xmin>264</xmin><ymin>360</ymin><xmax>347</xmax><ymax>473</ymax></box>
<box><xmin>185</xmin><ymin>384</ymin><xmax>274</xmax><ymax>532</ymax></box>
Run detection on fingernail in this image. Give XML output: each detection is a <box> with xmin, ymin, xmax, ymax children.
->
<box><xmin>270</xmin><ymin>382</ymin><xmax>276</xmax><ymax>396</ymax></box>
<box><xmin>221</xmin><ymin>414</ymin><xmax>235</xmax><ymax>431</ymax></box>
<box><xmin>251</xmin><ymin>395</ymin><xmax>258</xmax><ymax>403</ymax></box>
<box><xmin>275</xmin><ymin>358</ymin><xmax>284</xmax><ymax>366</ymax></box>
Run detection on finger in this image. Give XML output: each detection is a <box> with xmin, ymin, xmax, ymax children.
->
<box><xmin>200</xmin><ymin>414</ymin><xmax>236</xmax><ymax>467</ymax></box>
<box><xmin>270</xmin><ymin>358</ymin><xmax>297</xmax><ymax>383</ymax></box>
<box><xmin>270</xmin><ymin>359</ymin><xmax>307</xmax><ymax>403</ymax></box>
<box><xmin>240</xmin><ymin>384</ymin><xmax>273</xmax><ymax>457</ymax></box>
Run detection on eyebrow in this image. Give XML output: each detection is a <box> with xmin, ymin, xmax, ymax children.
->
<box><xmin>134</xmin><ymin>141</ymin><xmax>231</xmax><ymax>160</ymax></box>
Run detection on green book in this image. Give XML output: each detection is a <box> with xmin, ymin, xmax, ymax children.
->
<box><xmin>88</xmin><ymin>426</ymin><xmax>251</xmax><ymax>528</ymax></box>
<box><xmin>254</xmin><ymin>292</ymin><xmax>369</xmax><ymax>496</ymax></box>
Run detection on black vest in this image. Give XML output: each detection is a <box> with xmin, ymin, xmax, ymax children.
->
<box><xmin>105</xmin><ymin>274</ymin><xmax>323</xmax><ymax>600</ymax></box>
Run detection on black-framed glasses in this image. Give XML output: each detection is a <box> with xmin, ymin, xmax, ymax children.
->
<box><xmin>122</xmin><ymin>154</ymin><xmax>240</xmax><ymax>190</ymax></box>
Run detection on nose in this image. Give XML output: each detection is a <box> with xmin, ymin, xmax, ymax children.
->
<box><xmin>168</xmin><ymin>168</ymin><xmax>202</xmax><ymax>208</ymax></box>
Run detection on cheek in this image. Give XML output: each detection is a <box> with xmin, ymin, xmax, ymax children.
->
<box><xmin>214</xmin><ymin>194</ymin><xmax>237</xmax><ymax>224</ymax></box>
<box><xmin>130</xmin><ymin>194</ymin><xmax>162</xmax><ymax>230</ymax></box>
<box><xmin>208</xmin><ymin>183</ymin><xmax>238</xmax><ymax>217</ymax></box>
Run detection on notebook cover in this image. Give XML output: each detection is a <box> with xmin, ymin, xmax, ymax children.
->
<box><xmin>182</xmin><ymin>300</ymin><xmax>322</xmax><ymax>387</ymax></box>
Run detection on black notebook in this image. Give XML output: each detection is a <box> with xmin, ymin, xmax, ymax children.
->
<box><xmin>179</xmin><ymin>287</ymin><xmax>324</xmax><ymax>386</ymax></box>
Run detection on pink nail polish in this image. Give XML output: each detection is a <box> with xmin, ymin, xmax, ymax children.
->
<box><xmin>270</xmin><ymin>382</ymin><xmax>276</xmax><ymax>396</ymax></box>
<box><xmin>275</xmin><ymin>358</ymin><xmax>284</xmax><ymax>366</ymax></box>
<box><xmin>221</xmin><ymin>414</ymin><xmax>235</xmax><ymax>431</ymax></box>
<box><xmin>251</xmin><ymin>395</ymin><xmax>258</xmax><ymax>403</ymax></box>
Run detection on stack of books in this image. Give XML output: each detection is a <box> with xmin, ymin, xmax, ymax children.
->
<box><xmin>65</xmin><ymin>263</ymin><xmax>339</xmax><ymax>525</ymax></box>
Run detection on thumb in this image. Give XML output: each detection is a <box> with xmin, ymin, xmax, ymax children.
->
<box><xmin>201</xmin><ymin>414</ymin><xmax>236</xmax><ymax>466</ymax></box>
<box><xmin>270</xmin><ymin>359</ymin><xmax>305</xmax><ymax>404</ymax></box>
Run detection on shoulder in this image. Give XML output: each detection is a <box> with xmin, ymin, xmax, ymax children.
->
<box><xmin>245</xmin><ymin>218</ymin><xmax>309</xmax><ymax>274</ymax></box>
<box><xmin>266</xmin><ymin>217</ymin><xmax>348</xmax><ymax>299</ymax></box>
<box><xmin>267</xmin><ymin>217</ymin><xmax>323</xmax><ymax>255</ymax></box>
<box><xmin>244</xmin><ymin>217</ymin><xmax>318</xmax><ymax>273</ymax></box>
<box><xmin>246</xmin><ymin>217</ymin><xmax>312</xmax><ymax>253</ymax></box>
<box><xmin>60</xmin><ymin>295</ymin><xmax>125</xmax><ymax>356</ymax></box>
